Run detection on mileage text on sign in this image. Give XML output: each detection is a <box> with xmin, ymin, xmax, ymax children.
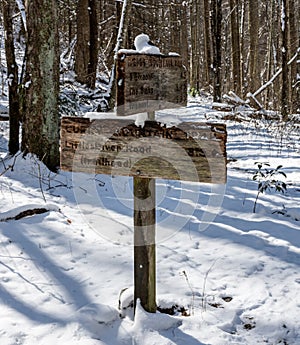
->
<box><xmin>116</xmin><ymin>53</ymin><xmax>187</xmax><ymax>116</ymax></box>
<box><xmin>60</xmin><ymin>117</ymin><xmax>227</xmax><ymax>183</ymax></box>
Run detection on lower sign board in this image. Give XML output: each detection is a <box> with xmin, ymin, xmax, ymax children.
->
<box><xmin>60</xmin><ymin>117</ymin><xmax>227</xmax><ymax>183</ymax></box>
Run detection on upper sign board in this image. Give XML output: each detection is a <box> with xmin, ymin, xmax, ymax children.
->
<box><xmin>60</xmin><ymin>117</ymin><xmax>227</xmax><ymax>183</ymax></box>
<box><xmin>116</xmin><ymin>53</ymin><xmax>187</xmax><ymax>116</ymax></box>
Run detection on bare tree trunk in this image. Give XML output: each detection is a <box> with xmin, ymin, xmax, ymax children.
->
<box><xmin>179</xmin><ymin>2</ymin><xmax>189</xmax><ymax>79</ymax></box>
<box><xmin>281</xmin><ymin>0</ymin><xmax>289</xmax><ymax>120</ymax></box>
<box><xmin>88</xmin><ymin>0</ymin><xmax>99</xmax><ymax>89</ymax></box>
<box><xmin>230</xmin><ymin>0</ymin><xmax>242</xmax><ymax>96</ymax></box>
<box><xmin>107</xmin><ymin>0</ymin><xmax>133</xmax><ymax>109</ymax></box>
<box><xmin>288</xmin><ymin>0</ymin><xmax>298</xmax><ymax>113</ymax></box>
<box><xmin>170</xmin><ymin>1</ymin><xmax>188</xmax><ymax>61</ymax></box>
<box><xmin>248</xmin><ymin>0</ymin><xmax>259</xmax><ymax>92</ymax></box>
<box><xmin>240</xmin><ymin>0</ymin><xmax>247</xmax><ymax>97</ymax></box>
<box><xmin>189</xmin><ymin>0</ymin><xmax>201</xmax><ymax>93</ymax></box>
<box><xmin>203</xmin><ymin>0</ymin><xmax>212</xmax><ymax>86</ymax></box>
<box><xmin>22</xmin><ymin>0</ymin><xmax>60</xmax><ymax>171</ymax></box>
<box><xmin>75</xmin><ymin>0</ymin><xmax>90</xmax><ymax>85</ymax></box>
<box><xmin>265</xmin><ymin>0</ymin><xmax>274</xmax><ymax>109</ymax></box>
<box><xmin>74</xmin><ymin>0</ymin><xmax>98</xmax><ymax>88</ymax></box>
<box><xmin>98</xmin><ymin>0</ymin><xmax>118</xmax><ymax>74</ymax></box>
<box><xmin>211</xmin><ymin>0</ymin><xmax>222</xmax><ymax>102</ymax></box>
<box><xmin>2</xmin><ymin>0</ymin><xmax>20</xmax><ymax>154</ymax></box>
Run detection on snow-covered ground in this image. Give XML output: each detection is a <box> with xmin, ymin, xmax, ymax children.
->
<box><xmin>0</xmin><ymin>100</ymin><xmax>300</xmax><ymax>344</ymax></box>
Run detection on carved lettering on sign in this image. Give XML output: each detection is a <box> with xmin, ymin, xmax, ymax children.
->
<box><xmin>60</xmin><ymin>117</ymin><xmax>227</xmax><ymax>183</ymax></box>
<box><xmin>116</xmin><ymin>53</ymin><xmax>187</xmax><ymax>116</ymax></box>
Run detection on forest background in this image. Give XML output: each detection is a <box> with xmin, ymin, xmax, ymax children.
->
<box><xmin>0</xmin><ymin>0</ymin><xmax>299</xmax><ymax>170</ymax></box>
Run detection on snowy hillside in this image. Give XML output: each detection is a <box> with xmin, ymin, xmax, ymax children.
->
<box><xmin>0</xmin><ymin>100</ymin><xmax>300</xmax><ymax>344</ymax></box>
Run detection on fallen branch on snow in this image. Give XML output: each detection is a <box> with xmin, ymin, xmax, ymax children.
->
<box><xmin>0</xmin><ymin>204</ymin><xmax>60</xmax><ymax>222</ymax></box>
<box><xmin>223</xmin><ymin>91</ymin><xmax>250</xmax><ymax>107</ymax></box>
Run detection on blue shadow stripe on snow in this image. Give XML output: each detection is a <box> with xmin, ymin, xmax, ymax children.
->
<box><xmin>0</xmin><ymin>220</ymin><xmax>92</xmax><ymax>324</ymax></box>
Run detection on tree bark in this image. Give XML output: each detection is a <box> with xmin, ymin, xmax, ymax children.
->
<box><xmin>230</xmin><ymin>0</ymin><xmax>242</xmax><ymax>96</ymax></box>
<box><xmin>2</xmin><ymin>0</ymin><xmax>20</xmax><ymax>155</ymax></box>
<box><xmin>288</xmin><ymin>0</ymin><xmax>299</xmax><ymax>113</ymax></box>
<box><xmin>88</xmin><ymin>0</ymin><xmax>99</xmax><ymax>89</ymax></box>
<box><xmin>74</xmin><ymin>0</ymin><xmax>99</xmax><ymax>88</ymax></box>
<box><xmin>248</xmin><ymin>0</ymin><xmax>259</xmax><ymax>92</ymax></box>
<box><xmin>211</xmin><ymin>0</ymin><xmax>222</xmax><ymax>102</ymax></box>
<box><xmin>22</xmin><ymin>0</ymin><xmax>60</xmax><ymax>171</ymax></box>
<box><xmin>107</xmin><ymin>0</ymin><xmax>133</xmax><ymax>109</ymax></box>
<box><xmin>179</xmin><ymin>2</ymin><xmax>189</xmax><ymax>79</ymax></box>
<box><xmin>281</xmin><ymin>0</ymin><xmax>289</xmax><ymax>120</ymax></box>
<box><xmin>189</xmin><ymin>0</ymin><xmax>201</xmax><ymax>93</ymax></box>
<box><xmin>203</xmin><ymin>0</ymin><xmax>212</xmax><ymax>86</ymax></box>
<box><xmin>75</xmin><ymin>0</ymin><xmax>90</xmax><ymax>85</ymax></box>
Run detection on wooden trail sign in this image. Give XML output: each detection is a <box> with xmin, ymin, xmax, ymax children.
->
<box><xmin>60</xmin><ymin>117</ymin><xmax>227</xmax><ymax>184</ymax></box>
<box><xmin>60</xmin><ymin>116</ymin><xmax>227</xmax><ymax>313</ymax></box>
<box><xmin>116</xmin><ymin>53</ymin><xmax>187</xmax><ymax>116</ymax></box>
<box><xmin>60</xmin><ymin>52</ymin><xmax>227</xmax><ymax>315</ymax></box>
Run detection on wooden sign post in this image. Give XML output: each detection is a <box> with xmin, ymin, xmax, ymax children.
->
<box><xmin>134</xmin><ymin>175</ymin><xmax>156</xmax><ymax>312</ymax></box>
<box><xmin>60</xmin><ymin>52</ymin><xmax>227</xmax><ymax>315</ymax></box>
<box><xmin>133</xmin><ymin>108</ymin><xmax>156</xmax><ymax>313</ymax></box>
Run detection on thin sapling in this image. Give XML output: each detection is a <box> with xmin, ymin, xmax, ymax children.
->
<box><xmin>252</xmin><ymin>162</ymin><xmax>287</xmax><ymax>213</ymax></box>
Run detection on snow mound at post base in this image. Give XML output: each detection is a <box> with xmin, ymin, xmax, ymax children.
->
<box><xmin>133</xmin><ymin>299</ymin><xmax>182</xmax><ymax>333</ymax></box>
<box><xmin>77</xmin><ymin>303</ymin><xmax>119</xmax><ymax>328</ymax></box>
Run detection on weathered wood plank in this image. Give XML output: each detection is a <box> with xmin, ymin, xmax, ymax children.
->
<box><xmin>116</xmin><ymin>53</ymin><xmax>187</xmax><ymax>116</ymax></box>
<box><xmin>134</xmin><ymin>176</ymin><xmax>156</xmax><ymax>312</ymax></box>
<box><xmin>60</xmin><ymin>117</ymin><xmax>227</xmax><ymax>183</ymax></box>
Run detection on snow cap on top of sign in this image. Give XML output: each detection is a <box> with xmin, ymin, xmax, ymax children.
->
<box><xmin>134</xmin><ymin>33</ymin><xmax>161</xmax><ymax>55</ymax></box>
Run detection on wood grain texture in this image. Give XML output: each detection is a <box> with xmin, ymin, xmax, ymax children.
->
<box><xmin>60</xmin><ymin>117</ymin><xmax>227</xmax><ymax>183</ymax></box>
<box><xmin>116</xmin><ymin>53</ymin><xmax>187</xmax><ymax>115</ymax></box>
<box><xmin>134</xmin><ymin>176</ymin><xmax>156</xmax><ymax>312</ymax></box>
